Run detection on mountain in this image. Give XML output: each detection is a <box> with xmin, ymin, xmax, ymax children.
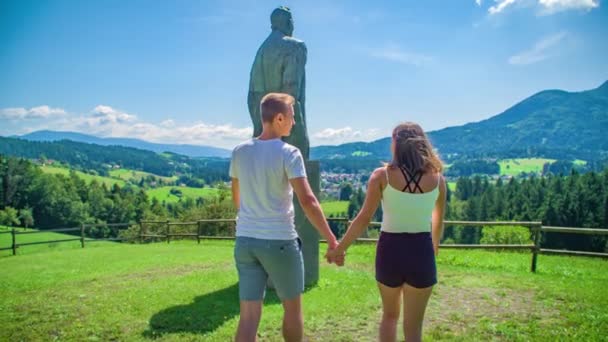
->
<box><xmin>311</xmin><ymin>80</ymin><xmax>608</xmax><ymax>161</ymax></box>
<box><xmin>19</xmin><ymin>131</ymin><xmax>231</xmax><ymax>158</ymax></box>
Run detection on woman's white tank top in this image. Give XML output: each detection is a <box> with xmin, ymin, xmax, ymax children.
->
<box><xmin>380</xmin><ymin>167</ymin><xmax>440</xmax><ymax>233</ymax></box>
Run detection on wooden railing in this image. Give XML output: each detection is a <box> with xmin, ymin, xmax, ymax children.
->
<box><xmin>1</xmin><ymin>223</ymin><xmax>131</xmax><ymax>255</ymax></box>
<box><xmin>3</xmin><ymin>220</ymin><xmax>607</xmax><ymax>273</ymax></box>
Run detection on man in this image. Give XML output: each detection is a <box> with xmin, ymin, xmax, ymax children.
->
<box><xmin>230</xmin><ymin>93</ymin><xmax>339</xmax><ymax>342</ymax></box>
<box><xmin>248</xmin><ymin>6</ymin><xmax>309</xmax><ymax>159</ymax></box>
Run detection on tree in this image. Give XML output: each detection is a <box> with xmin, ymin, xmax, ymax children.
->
<box><xmin>339</xmin><ymin>182</ymin><xmax>354</xmax><ymax>201</ymax></box>
<box><xmin>18</xmin><ymin>208</ymin><xmax>34</xmax><ymax>228</ymax></box>
<box><xmin>0</xmin><ymin>207</ymin><xmax>20</xmax><ymax>226</ymax></box>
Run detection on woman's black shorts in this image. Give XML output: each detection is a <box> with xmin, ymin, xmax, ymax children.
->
<box><xmin>375</xmin><ymin>231</ymin><xmax>437</xmax><ymax>288</ymax></box>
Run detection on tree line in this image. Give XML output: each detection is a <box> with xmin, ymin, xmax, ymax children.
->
<box><xmin>341</xmin><ymin>169</ymin><xmax>608</xmax><ymax>252</ymax></box>
<box><xmin>0</xmin><ymin>155</ymin><xmax>235</xmax><ymax>238</ymax></box>
<box><xmin>2</xmin><ymin>154</ymin><xmax>607</xmax><ymax>252</ymax></box>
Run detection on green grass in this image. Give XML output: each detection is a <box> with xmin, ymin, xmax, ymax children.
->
<box><xmin>1</xmin><ymin>238</ymin><xmax>606</xmax><ymax>341</ymax></box>
<box><xmin>147</xmin><ymin>186</ymin><xmax>221</xmax><ymax>203</ymax></box>
<box><xmin>447</xmin><ymin>181</ymin><xmax>456</xmax><ymax>192</ymax></box>
<box><xmin>498</xmin><ymin>158</ymin><xmax>556</xmax><ymax>176</ymax></box>
<box><xmin>0</xmin><ymin>226</ymin><xmax>115</xmax><ymax>256</ymax></box>
<box><xmin>351</xmin><ymin>151</ymin><xmax>372</xmax><ymax>157</ymax></box>
<box><xmin>321</xmin><ymin>200</ymin><xmax>349</xmax><ymax>216</ymax></box>
<box><xmin>41</xmin><ymin>165</ymin><xmax>126</xmax><ymax>188</ymax></box>
<box><xmin>109</xmin><ymin>169</ymin><xmax>177</xmax><ymax>183</ymax></box>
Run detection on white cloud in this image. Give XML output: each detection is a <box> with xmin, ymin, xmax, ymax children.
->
<box><xmin>476</xmin><ymin>0</ymin><xmax>483</xmax><ymax>6</ymax></box>
<box><xmin>371</xmin><ymin>44</ymin><xmax>433</xmax><ymax>66</ymax></box>
<box><xmin>160</xmin><ymin>119</ymin><xmax>175</xmax><ymax>128</ymax></box>
<box><xmin>0</xmin><ymin>106</ymin><xmax>66</xmax><ymax>120</ymax></box>
<box><xmin>508</xmin><ymin>32</ymin><xmax>567</xmax><ymax>65</ymax></box>
<box><xmin>90</xmin><ymin>105</ymin><xmax>137</xmax><ymax>124</ymax></box>
<box><xmin>312</xmin><ymin>126</ymin><xmax>382</xmax><ymax>145</ymax></box>
<box><xmin>538</xmin><ymin>0</ymin><xmax>599</xmax><ymax>14</ymax></box>
<box><xmin>487</xmin><ymin>0</ymin><xmax>599</xmax><ymax>15</ymax></box>
<box><xmin>489</xmin><ymin>0</ymin><xmax>518</xmax><ymax>14</ymax></box>
<box><xmin>3</xmin><ymin>104</ymin><xmax>253</xmax><ymax>149</ymax></box>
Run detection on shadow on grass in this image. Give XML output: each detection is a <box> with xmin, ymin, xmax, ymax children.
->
<box><xmin>143</xmin><ymin>282</ymin><xmax>292</xmax><ymax>339</ymax></box>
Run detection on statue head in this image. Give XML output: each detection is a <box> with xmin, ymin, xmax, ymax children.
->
<box><xmin>270</xmin><ymin>6</ymin><xmax>294</xmax><ymax>36</ymax></box>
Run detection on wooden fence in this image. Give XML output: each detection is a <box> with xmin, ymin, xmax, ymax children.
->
<box><xmin>0</xmin><ymin>223</ymin><xmax>131</xmax><ymax>255</ymax></box>
<box><xmin>2</xmin><ymin>219</ymin><xmax>607</xmax><ymax>273</ymax></box>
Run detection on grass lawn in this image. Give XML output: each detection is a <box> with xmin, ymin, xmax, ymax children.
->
<box><xmin>41</xmin><ymin>165</ymin><xmax>126</xmax><ymax>188</ymax></box>
<box><xmin>498</xmin><ymin>158</ymin><xmax>555</xmax><ymax>176</ymax></box>
<box><xmin>321</xmin><ymin>200</ymin><xmax>349</xmax><ymax>217</ymax></box>
<box><xmin>1</xmin><ymin>237</ymin><xmax>606</xmax><ymax>341</ymax></box>
<box><xmin>109</xmin><ymin>169</ymin><xmax>177</xmax><ymax>183</ymax></box>
<box><xmin>147</xmin><ymin>186</ymin><xmax>221</xmax><ymax>204</ymax></box>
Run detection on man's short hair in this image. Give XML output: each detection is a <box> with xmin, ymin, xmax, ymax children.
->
<box><xmin>270</xmin><ymin>6</ymin><xmax>291</xmax><ymax>30</ymax></box>
<box><xmin>260</xmin><ymin>93</ymin><xmax>295</xmax><ymax>123</ymax></box>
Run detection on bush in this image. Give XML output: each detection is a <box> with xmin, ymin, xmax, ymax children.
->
<box><xmin>480</xmin><ymin>225</ymin><xmax>532</xmax><ymax>245</ymax></box>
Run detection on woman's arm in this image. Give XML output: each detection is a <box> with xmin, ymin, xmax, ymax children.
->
<box><xmin>431</xmin><ymin>174</ymin><xmax>447</xmax><ymax>255</ymax></box>
<box><xmin>332</xmin><ymin>168</ymin><xmax>384</xmax><ymax>256</ymax></box>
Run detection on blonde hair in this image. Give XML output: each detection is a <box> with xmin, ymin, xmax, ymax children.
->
<box><xmin>389</xmin><ymin>122</ymin><xmax>443</xmax><ymax>174</ymax></box>
<box><xmin>260</xmin><ymin>93</ymin><xmax>295</xmax><ymax>123</ymax></box>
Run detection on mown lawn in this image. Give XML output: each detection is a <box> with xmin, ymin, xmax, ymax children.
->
<box><xmin>109</xmin><ymin>169</ymin><xmax>177</xmax><ymax>183</ymax></box>
<box><xmin>321</xmin><ymin>200</ymin><xmax>349</xmax><ymax>217</ymax></box>
<box><xmin>1</xmin><ymin>238</ymin><xmax>606</xmax><ymax>341</ymax></box>
<box><xmin>146</xmin><ymin>186</ymin><xmax>221</xmax><ymax>204</ymax></box>
<box><xmin>41</xmin><ymin>165</ymin><xmax>126</xmax><ymax>188</ymax></box>
<box><xmin>498</xmin><ymin>158</ymin><xmax>555</xmax><ymax>176</ymax></box>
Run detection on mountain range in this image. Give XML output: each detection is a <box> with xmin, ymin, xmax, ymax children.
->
<box><xmin>10</xmin><ymin>80</ymin><xmax>608</xmax><ymax>162</ymax></box>
<box><xmin>311</xmin><ymin>80</ymin><xmax>608</xmax><ymax>161</ymax></box>
<box><xmin>18</xmin><ymin>131</ymin><xmax>231</xmax><ymax>158</ymax></box>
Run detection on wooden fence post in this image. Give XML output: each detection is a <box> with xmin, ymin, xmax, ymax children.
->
<box><xmin>139</xmin><ymin>221</ymin><xmax>145</xmax><ymax>244</ymax></box>
<box><xmin>166</xmin><ymin>220</ymin><xmax>170</xmax><ymax>244</ymax></box>
<box><xmin>197</xmin><ymin>221</ymin><xmax>202</xmax><ymax>245</ymax></box>
<box><xmin>11</xmin><ymin>228</ymin><xmax>16</xmax><ymax>256</ymax></box>
<box><xmin>80</xmin><ymin>223</ymin><xmax>85</xmax><ymax>248</ymax></box>
<box><xmin>531</xmin><ymin>224</ymin><xmax>541</xmax><ymax>273</ymax></box>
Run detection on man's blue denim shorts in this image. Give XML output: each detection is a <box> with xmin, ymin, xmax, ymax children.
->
<box><xmin>234</xmin><ymin>236</ymin><xmax>304</xmax><ymax>301</ymax></box>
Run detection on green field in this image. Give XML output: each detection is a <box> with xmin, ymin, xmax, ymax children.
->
<box><xmin>109</xmin><ymin>169</ymin><xmax>177</xmax><ymax>183</ymax></box>
<box><xmin>147</xmin><ymin>186</ymin><xmax>221</xmax><ymax>204</ymax></box>
<box><xmin>0</xmin><ymin>226</ymin><xmax>115</xmax><ymax>256</ymax></box>
<box><xmin>1</xmin><ymin>237</ymin><xmax>606</xmax><ymax>341</ymax></box>
<box><xmin>321</xmin><ymin>200</ymin><xmax>349</xmax><ymax>217</ymax></box>
<box><xmin>41</xmin><ymin>165</ymin><xmax>126</xmax><ymax>188</ymax></box>
<box><xmin>498</xmin><ymin>158</ymin><xmax>556</xmax><ymax>176</ymax></box>
<box><xmin>447</xmin><ymin>181</ymin><xmax>456</xmax><ymax>191</ymax></box>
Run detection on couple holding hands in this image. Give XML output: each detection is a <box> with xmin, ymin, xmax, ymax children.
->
<box><xmin>230</xmin><ymin>93</ymin><xmax>446</xmax><ymax>342</ymax></box>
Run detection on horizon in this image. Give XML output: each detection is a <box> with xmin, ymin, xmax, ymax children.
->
<box><xmin>1</xmin><ymin>0</ymin><xmax>607</xmax><ymax>149</ymax></box>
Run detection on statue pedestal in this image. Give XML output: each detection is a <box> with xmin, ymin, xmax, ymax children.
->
<box><xmin>295</xmin><ymin>160</ymin><xmax>321</xmax><ymax>286</ymax></box>
<box><xmin>267</xmin><ymin>160</ymin><xmax>320</xmax><ymax>289</ymax></box>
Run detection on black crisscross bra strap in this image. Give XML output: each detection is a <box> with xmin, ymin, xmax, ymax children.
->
<box><xmin>399</xmin><ymin>167</ymin><xmax>424</xmax><ymax>193</ymax></box>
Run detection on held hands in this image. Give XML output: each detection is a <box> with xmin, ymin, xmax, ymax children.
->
<box><xmin>325</xmin><ymin>240</ymin><xmax>346</xmax><ymax>266</ymax></box>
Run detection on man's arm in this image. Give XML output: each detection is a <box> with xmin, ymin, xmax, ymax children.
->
<box><xmin>231</xmin><ymin>177</ymin><xmax>240</xmax><ymax>211</ymax></box>
<box><xmin>289</xmin><ymin>177</ymin><xmax>337</xmax><ymax>248</ymax></box>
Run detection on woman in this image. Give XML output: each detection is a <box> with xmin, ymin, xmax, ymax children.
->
<box><xmin>327</xmin><ymin>122</ymin><xmax>446</xmax><ymax>342</ymax></box>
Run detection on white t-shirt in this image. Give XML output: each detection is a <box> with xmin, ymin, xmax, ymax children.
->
<box><xmin>229</xmin><ymin>138</ymin><xmax>307</xmax><ymax>240</ymax></box>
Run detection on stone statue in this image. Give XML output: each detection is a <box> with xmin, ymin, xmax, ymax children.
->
<box><xmin>248</xmin><ymin>6</ymin><xmax>309</xmax><ymax>159</ymax></box>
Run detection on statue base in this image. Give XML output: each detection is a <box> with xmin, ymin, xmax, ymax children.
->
<box><xmin>268</xmin><ymin>160</ymin><xmax>321</xmax><ymax>289</ymax></box>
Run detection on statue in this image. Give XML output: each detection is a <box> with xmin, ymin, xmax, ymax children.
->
<box><xmin>248</xmin><ymin>6</ymin><xmax>309</xmax><ymax>159</ymax></box>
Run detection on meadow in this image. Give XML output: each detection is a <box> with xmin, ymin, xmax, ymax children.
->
<box><xmin>146</xmin><ymin>186</ymin><xmax>222</xmax><ymax>204</ymax></box>
<box><xmin>41</xmin><ymin>165</ymin><xmax>126</xmax><ymax>188</ymax></box>
<box><xmin>497</xmin><ymin>158</ymin><xmax>555</xmax><ymax>176</ymax></box>
<box><xmin>1</xmin><ymin>230</ymin><xmax>606</xmax><ymax>341</ymax></box>
<box><xmin>321</xmin><ymin>200</ymin><xmax>349</xmax><ymax>217</ymax></box>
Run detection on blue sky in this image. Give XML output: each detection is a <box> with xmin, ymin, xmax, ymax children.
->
<box><xmin>1</xmin><ymin>0</ymin><xmax>607</xmax><ymax>149</ymax></box>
